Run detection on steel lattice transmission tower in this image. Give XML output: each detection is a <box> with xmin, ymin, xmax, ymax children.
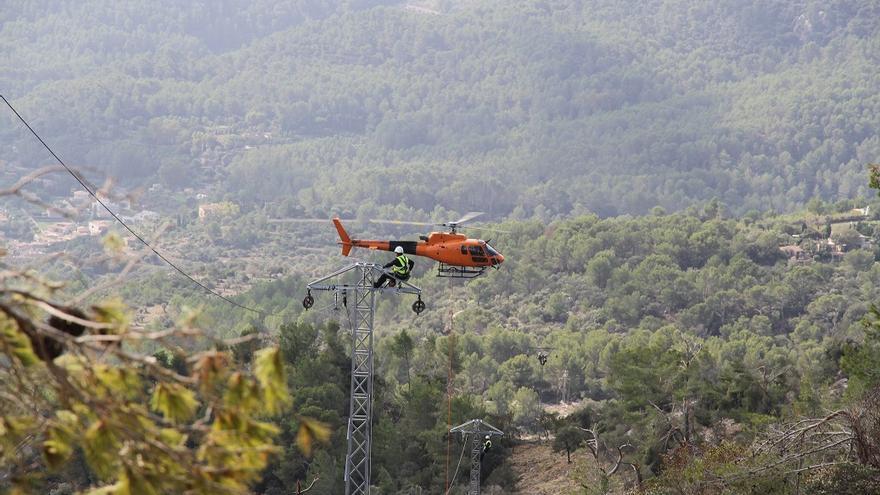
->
<box><xmin>304</xmin><ymin>262</ymin><xmax>424</xmax><ymax>495</ymax></box>
<box><xmin>449</xmin><ymin>419</ymin><xmax>504</xmax><ymax>495</ymax></box>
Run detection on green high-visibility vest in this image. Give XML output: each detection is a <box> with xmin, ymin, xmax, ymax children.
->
<box><xmin>392</xmin><ymin>254</ymin><xmax>410</xmax><ymax>275</ymax></box>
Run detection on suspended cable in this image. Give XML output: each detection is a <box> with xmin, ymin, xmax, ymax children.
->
<box><xmin>444</xmin><ymin>286</ymin><xmax>457</xmax><ymax>493</ymax></box>
<box><xmin>1</xmin><ymin>95</ymin><xmax>271</xmax><ymax>317</ymax></box>
<box><xmin>445</xmin><ymin>433</ymin><xmax>469</xmax><ymax>495</ymax></box>
<box><xmin>310</xmin><ymin>300</ymin><xmax>343</xmax><ymax>315</ymax></box>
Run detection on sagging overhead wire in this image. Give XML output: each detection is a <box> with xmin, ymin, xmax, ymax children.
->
<box><xmin>1</xmin><ymin>95</ymin><xmax>272</xmax><ymax>318</ymax></box>
<box><xmin>445</xmin><ymin>433</ymin><xmax>469</xmax><ymax>495</ymax></box>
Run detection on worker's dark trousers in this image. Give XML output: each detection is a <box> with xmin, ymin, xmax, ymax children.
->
<box><xmin>374</xmin><ymin>272</ymin><xmax>410</xmax><ymax>288</ymax></box>
<box><xmin>374</xmin><ymin>273</ymin><xmax>395</xmax><ymax>288</ymax></box>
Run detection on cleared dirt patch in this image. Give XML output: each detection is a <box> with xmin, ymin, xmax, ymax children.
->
<box><xmin>508</xmin><ymin>441</ymin><xmax>583</xmax><ymax>494</ymax></box>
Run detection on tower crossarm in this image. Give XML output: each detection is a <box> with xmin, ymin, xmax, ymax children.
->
<box><xmin>449</xmin><ymin>419</ymin><xmax>504</xmax><ymax>495</ymax></box>
<box><xmin>307</xmin><ymin>262</ymin><xmax>422</xmax><ymax>295</ymax></box>
<box><xmin>449</xmin><ymin>419</ymin><xmax>504</xmax><ymax>437</ymax></box>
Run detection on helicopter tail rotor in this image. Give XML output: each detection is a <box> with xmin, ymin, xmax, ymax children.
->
<box><xmin>333</xmin><ymin>217</ymin><xmax>353</xmax><ymax>256</ymax></box>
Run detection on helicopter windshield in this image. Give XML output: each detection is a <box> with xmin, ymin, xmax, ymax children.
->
<box><xmin>485</xmin><ymin>243</ymin><xmax>499</xmax><ymax>256</ymax></box>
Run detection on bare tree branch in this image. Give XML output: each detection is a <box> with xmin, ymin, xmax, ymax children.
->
<box><xmin>67</xmin><ymin>221</ymin><xmax>173</xmax><ymax>306</ymax></box>
<box><xmin>0</xmin><ymin>165</ymin><xmax>80</xmax><ymax>217</ymax></box>
<box><xmin>576</xmin><ymin>426</ymin><xmax>640</xmax><ymax>486</ymax></box>
<box><xmin>295</xmin><ymin>476</ymin><xmax>321</xmax><ymax>493</ymax></box>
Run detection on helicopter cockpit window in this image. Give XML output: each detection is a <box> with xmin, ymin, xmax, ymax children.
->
<box><xmin>468</xmin><ymin>245</ymin><xmax>485</xmax><ymax>256</ymax></box>
<box><xmin>485</xmin><ymin>244</ymin><xmax>499</xmax><ymax>256</ymax></box>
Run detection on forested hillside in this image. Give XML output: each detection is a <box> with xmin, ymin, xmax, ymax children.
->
<box><xmin>3</xmin><ymin>1</ymin><xmax>880</xmax><ymax>494</ymax></box>
<box><xmin>3</xmin><ymin>0</ymin><xmax>880</xmax><ymax>217</ymax></box>
<box><xmin>118</xmin><ymin>206</ymin><xmax>880</xmax><ymax>493</ymax></box>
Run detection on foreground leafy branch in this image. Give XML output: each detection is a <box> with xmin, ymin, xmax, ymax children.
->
<box><xmin>0</xmin><ymin>263</ymin><xmax>320</xmax><ymax>494</ymax></box>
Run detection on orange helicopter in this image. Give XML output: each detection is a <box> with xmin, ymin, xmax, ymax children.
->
<box><xmin>332</xmin><ymin>212</ymin><xmax>505</xmax><ymax>279</ymax></box>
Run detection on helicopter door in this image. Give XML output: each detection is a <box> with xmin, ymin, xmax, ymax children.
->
<box><xmin>468</xmin><ymin>245</ymin><xmax>487</xmax><ymax>263</ymax></box>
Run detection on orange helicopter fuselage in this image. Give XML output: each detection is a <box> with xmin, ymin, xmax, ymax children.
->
<box><xmin>333</xmin><ymin>218</ymin><xmax>504</xmax><ymax>267</ymax></box>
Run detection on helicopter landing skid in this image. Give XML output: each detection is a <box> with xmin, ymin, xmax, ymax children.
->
<box><xmin>437</xmin><ymin>262</ymin><xmax>486</xmax><ymax>279</ymax></box>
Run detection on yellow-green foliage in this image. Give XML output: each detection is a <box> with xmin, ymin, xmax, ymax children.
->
<box><xmin>101</xmin><ymin>232</ymin><xmax>126</xmax><ymax>256</ymax></box>
<box><xmin>150</xmin><ymin>382</ymin><xmax>199</xmax><ymax>424</ymax></box>
<box><xmin>0</xmin><ymin>313</ymin><xmax>39</xmax><ymax>367</ymax></box>
<box><xmin>644</xmin><ymin>442</ymin><xmax>788</xmax><ymax>495</ymax></box>
<box><xmin>0</xmin><ymin>290</ymin><xmax>300</xmax><ymax>494</ymax></box>
<box><xmin>254</xmin><ymin>347</ymin><xmax>290</xmax><ymax>415</ymax></box>
<box><xmin>296</xmin><ymin>416</ymin><xmax>332</xmax><ymax>458</ymax></box>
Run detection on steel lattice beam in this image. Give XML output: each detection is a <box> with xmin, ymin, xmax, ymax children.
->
<box><xmin>306</xmin><ymin>263</ymin><xmax>422</xmax><ymax>495</ymax></box>
<box><xmin>469</xmin><ymin>434</ymin><xmax>482</xmax><ymax>494</ymax></box>
<box><xmin>449</xmin><ymin>419</ymin><xmax>504</xmax><ymax>495</ymax></box>
<box><xmin>345</xmin><ymin>276</ymin><xmax>373</xmax><ymax>495</ymax></box>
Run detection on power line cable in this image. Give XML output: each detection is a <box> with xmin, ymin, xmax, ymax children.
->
<box><xmin>445</xmin><ymin>433</ymin><xmax>469</xmax><ymax>495</ymax></box>
<box><xmin>444</xmin><ymin>294</ymin><xmax>457</xmax><ymax>493</ymax></box>
<box><xmin>1</xmin><ymin>94</ymin><xmax>271</xmax><ymax>317</ymax></box>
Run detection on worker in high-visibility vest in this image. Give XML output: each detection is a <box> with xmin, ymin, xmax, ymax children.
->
<box><xmin>374</xmin><ymin>246</ymin><xmax>412</xmax><ymax>288</ymax></box>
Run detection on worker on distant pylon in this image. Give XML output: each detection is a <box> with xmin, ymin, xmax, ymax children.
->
<box><xmin>374</xmin><ymin>246</ymin><xmax>413</xmax><ymax>288</ymax></box>
<box><xmin>481</xmin><ymin>435</ymin><xmax>492</xmax><ymax>460</ymax></box>
<box><xmin>538</xmin><ymin>352</ymin><xmax>548</xmax><ymax>366</ymax></box>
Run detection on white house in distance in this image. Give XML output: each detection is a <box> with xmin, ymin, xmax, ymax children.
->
<box><xmin>198</xmin><ymin>202</ymin><xmax>239</xmax><ymax>220</ymax></box>
<box><xmin>89</xmin><ymin>220</ymin><xmax>114</xmax><ymax>236</ymax></box>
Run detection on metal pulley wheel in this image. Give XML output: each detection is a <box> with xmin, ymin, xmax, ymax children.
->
<box><xmin>302</xmin><ymin>292</ymin><xmax>314</xmax><ymax>309</ymax></box>
<box><xmin>412</xmin><ymin>297</ymin><xmax>425</xmax><ymax>315</ymax></box>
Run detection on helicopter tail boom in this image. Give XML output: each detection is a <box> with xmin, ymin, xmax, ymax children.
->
<box><xmin>333</xmin><ymin>217</ymin><xmax>353</xmax><ymax>256</ymax></box>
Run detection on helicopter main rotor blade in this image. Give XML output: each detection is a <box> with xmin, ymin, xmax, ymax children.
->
<box><xmin>458</xmin><ymin>225</ymin><xmax>511</xmax><ymax>234</ymax></box>
<box><xmin>268</xmin><ymin>218</ymin><xmax>339</xmax><ymax>223</ymax></box>
<box><xmin>367</xmin><ymin>214</ymin><xmax>508</xmax><ymax>234</ymax></box>
<box><xmin>369</xmin><ymin>219</ymin><xmax>435</xmax><ymax>227</ymax></box>
<box><xmin>448</xmin><ymin>211</ymin><xmax>484</xmax><ymax>225</ymax></box>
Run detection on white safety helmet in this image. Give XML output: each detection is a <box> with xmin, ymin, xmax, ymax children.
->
<box><xmin>394</xmin><ymin>246</ymin><xmax>404</xmax><ymax>254</ymax></box>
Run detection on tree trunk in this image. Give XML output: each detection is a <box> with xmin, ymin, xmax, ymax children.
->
<box><xmin>684</xmin><ymin>399</ymin><xmax>691</xmax><ymax>444</ymax></box>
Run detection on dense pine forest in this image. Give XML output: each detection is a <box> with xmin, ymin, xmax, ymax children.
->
<box><xmin>5</xmin><ymin>205</ymin><xmax>880</xmax><ymax>493</ymax></box>
<box><xmin>174</xmin><ymin>206</ymin><xmax>880</xmax><ymax>493</ymax></box>
<box><xmin>3</xmin><ymin>0</ymin><xmax>880</xmax><ymax>217</ymax></box>
<box><xmin>2</xmin><ymin>1</ymin><xmax>880</xmax><ymax>494</ymax></box>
